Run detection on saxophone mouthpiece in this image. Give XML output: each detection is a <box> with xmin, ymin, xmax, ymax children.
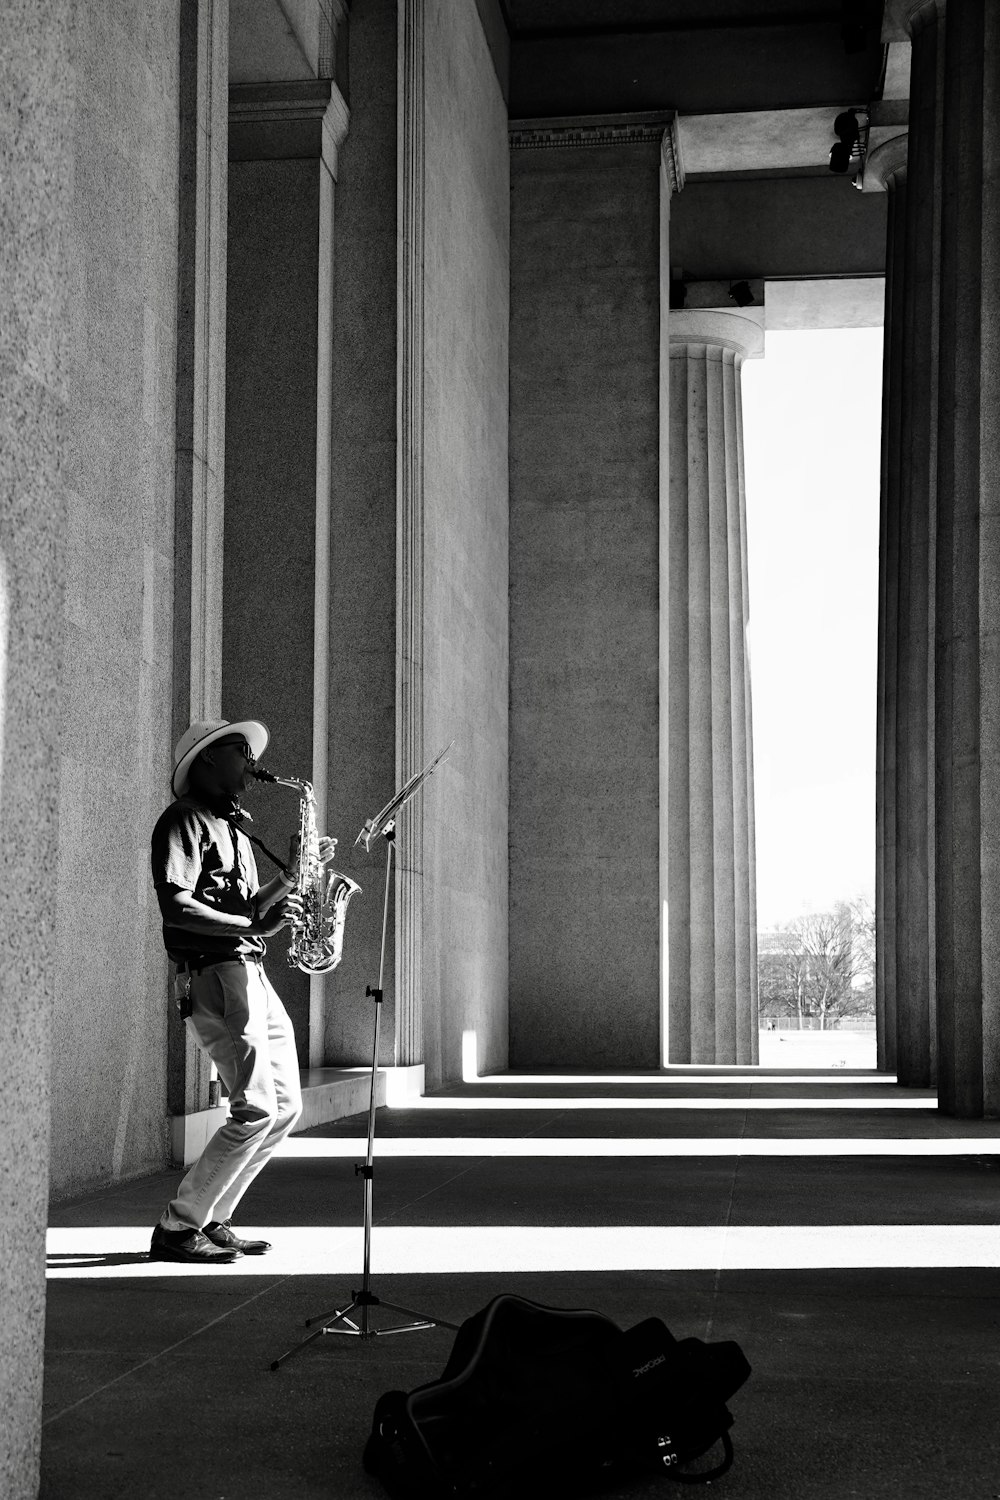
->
<box><xmin>251</xmin><ymin>766</ymin><xmax>279</xmax><ymax>783</ymax></box>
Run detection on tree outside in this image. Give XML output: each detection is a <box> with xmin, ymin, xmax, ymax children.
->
<box><xmin>758</xmin><ymin>897</ymin><xmax>875</xmax><ymax>1030</ymax></box>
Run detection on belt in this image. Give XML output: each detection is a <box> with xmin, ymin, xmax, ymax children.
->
<box><xmin>176</xmin><ymin>955</ymin><xmax>263</xmax><ymax>975</ymax></box>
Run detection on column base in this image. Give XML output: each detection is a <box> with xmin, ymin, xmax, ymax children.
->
<box><xmin>383</xmin><ymin>1063</ymin><xmax>426</xmax><ymax>1105</ymax></box>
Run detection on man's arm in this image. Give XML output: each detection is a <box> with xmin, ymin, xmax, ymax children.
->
<box><xmin>256</xmin><ymin>871</ymin><xmax>296</xmax><ymax>919</ymax></box>
<box><xmin>253</xmin><ymin>834</ymin><xmax>338</xmax><ymax>918</ymax></box>
<box><xmin>159</xmin><ymin>885</ymin><xmax>299</xmax><ymax>938</ymax></box>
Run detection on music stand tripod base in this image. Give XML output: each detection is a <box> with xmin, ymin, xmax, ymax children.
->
<box><xmin>272</xmin><ymin>1289</ymin><xmax>440</xmax><ymax>1365</ymax></box>
<box><xmin>270</xmin><ymin>814</ymin><xmax>458</xmax><ymax>1372</ymax></box>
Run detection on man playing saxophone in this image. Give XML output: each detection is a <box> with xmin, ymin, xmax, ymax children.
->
<box><xmin>148</xmin><ymin>718</ymin><xmax>331</xmax><ymax>1265</ymax></box>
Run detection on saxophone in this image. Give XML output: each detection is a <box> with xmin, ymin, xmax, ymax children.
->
<box><xmin>253</xmin><ymin>771</ymin><xmax>361</xmax><ymax>974</ymax></box>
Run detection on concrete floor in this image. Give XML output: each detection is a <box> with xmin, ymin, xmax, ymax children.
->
<box><xmin>43</xmin><ymin>1055</ymin><xmax>1000</xmax><ymax>1499</ymax></box>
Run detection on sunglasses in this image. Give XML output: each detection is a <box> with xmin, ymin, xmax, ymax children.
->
<box><xmin>213</xmin><ymin>737</ymin><xmax>256</xmax><ymax>764</ymax></box>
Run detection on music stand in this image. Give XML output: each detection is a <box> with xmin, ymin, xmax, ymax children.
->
<box><xmin>271</xmin><ymin>742</ymin><xmax>457</xmax><ymax>1370</ymax></box>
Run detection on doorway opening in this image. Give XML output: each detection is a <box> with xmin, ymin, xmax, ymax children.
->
<box><xmin>742</xmin><ymin>315</ymin><xmax>883</xmax><ymax>1069</ymax></box>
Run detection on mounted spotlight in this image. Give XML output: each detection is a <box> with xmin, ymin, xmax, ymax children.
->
<box><xmin>728</xmin><ymin>280</ymin><xmax>754</xmax><ymax>308</ymax></box>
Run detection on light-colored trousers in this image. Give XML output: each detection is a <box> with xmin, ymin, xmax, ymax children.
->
<box><xmin>161</xmin><ymin>960</ymin><xmax>302</xmax><ymax>1233</ymax></box>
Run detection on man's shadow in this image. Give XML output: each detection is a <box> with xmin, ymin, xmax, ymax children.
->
<box><xmin>47</xmin><ymin>1251</ymin><xmax>152</xmax><ymax>1268</ymax></box>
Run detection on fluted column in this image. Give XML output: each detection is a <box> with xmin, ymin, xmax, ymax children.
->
<box><xmin>934</xmin><ymin>0</ymin><xmax>1000</xmax><ymax>1117</ymax></box>
<box><xmin>659</xmin><ymin>120</ymin><xmax>685</xmax><ymax>1063</ymax></box>
<box><xmin>667</xmin><ymin>310</ymin><xmax>761</xmax><ymax>1064</ymax></box>
<box><xmin>868</xmin><ymin>134</ymin><xmax>909</xmax><ymax>1074</ymax></box>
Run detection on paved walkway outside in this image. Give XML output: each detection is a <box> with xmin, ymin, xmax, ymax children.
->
<box><xmin>43</xmin><ymin>1046</ymin><xmax>1000</xmax><ymax>1499</ymax></box>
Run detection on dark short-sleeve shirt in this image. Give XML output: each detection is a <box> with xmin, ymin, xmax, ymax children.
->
<box><xmin>151</xmin><ymin>797</ymin><xmax>266</xmax><ymax>963</ymax></box>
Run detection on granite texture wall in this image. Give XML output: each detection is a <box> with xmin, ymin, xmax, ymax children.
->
<box><xmin>420</xmin><ymin>0</ymin><xmax>511</xmax><ymax>1086</ymax></box>
<box><xmin>509</xmin><ymin>140</ymin><xmax>661</xmax><ymax>1069</ymax></box>
<box><xmin>49</xmin><ymin>2</ymin><xmax>182</xmax><ymax>1196</ymax></box>
<box><xmin>1</xmin><ymin>7</ymin><xmax>71</xmax><ymax>1490</ymax></box>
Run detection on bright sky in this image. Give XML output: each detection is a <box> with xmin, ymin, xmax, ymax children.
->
<box><xmin>741</xmin><ymin>326</ymin><xmax>884</xmax><ymax>929</ymax></box>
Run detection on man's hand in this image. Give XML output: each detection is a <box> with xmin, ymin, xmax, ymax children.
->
<box><xmin>253</xmin><ymin>893</ymin><xmax>303</xmax><ymax>937</ymax></box>
<box><xmin>286</xmin><ymin>833</ymin><xmax>339</xmax><ymax>876</ymax></box>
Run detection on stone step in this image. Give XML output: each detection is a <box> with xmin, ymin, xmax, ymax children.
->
<box><xmin>297</xmin><ymin>1067</ymin><xmax>384</xmax><ymax>1132</ymax></box>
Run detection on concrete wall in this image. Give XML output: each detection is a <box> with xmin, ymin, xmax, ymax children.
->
<box><xmin>509</xmin><ymin>141</ymin><xmax>661</xmax><ymax>1069</ymax></box>
<box><xmin>420</xmin><ymin>0</ymin><xmax>510</xmax><ymax>1085</ymax></box>
<box><xmin>1</xmin><ymin>0</ymin><xmax>182</xmax><ymax>1486</ymax></box>
<box><xmin>0</xmin><ymin>7</ymin><xmax>71</xmax><ymax>1491</ymax></box>
<box><xmin>49</xmin><ymin>3</ymin><xmax>182</xmax><ymax>1195</ymax></box>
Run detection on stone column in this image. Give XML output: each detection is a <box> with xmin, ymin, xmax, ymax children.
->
<box><xmin>175</xmin><ymin>0</ymin><xmax>228</xmax><ymax>731</ymax></box>
<box><xmin>225</xmin><ymin>78</ymin><xmax>349</xmax><ymax>1067</ymax></box>
<box><xmin>331</xmin><ymin>0</ymin><xmax>510</xmax><ymax>1085</ymax></box>
<box><xmin>396</xmin><ymin>0</ymin><xmax>426</xmax><ymax>1068</ymax></box>
<box><xmin>934</xmin><ymin>0</ymin><xmax>1000</xmax><ymax>1117</ymax></box>
<box><xmin>867</xmin><ymin>134</ymin><xmax>908</xmax><ymax>1075</ymax></box>
<box><xmin>170</xmin><ymin>0</ymin><xmax>229</xmax><ymax>1130</ymax></box>
<box><xmin>0</xmin><ymin>7</ymin><xmax>71</xmax><ymax>1492</ymax></box>
<box><xmin>667</xmin><ymin>309</ymin><xmax>761</xmax><ymax>1064</ymax></box>
<box><xmin>508</xmin><ymin>113</ymin><xmax>667</xmax><ymax>1070</ymax></box>
<box><xmin>325</xmin><ymin>0</ymin><xmax>400</xmax><ymax>1070</ymax></box>
<box><xmin>893</xmin><ymin>5</ymin><xmax>945</xmax><ymax>1091</ymax></box>
<box><xmin>878</xmin><ymin>0</ymin><xmax>947</xmax><ymax>1089</ymax></box>
<box><xmin>659</xmin><ymin>122</ymin><xmax>682</xmax><ymax>1064</ymax></box>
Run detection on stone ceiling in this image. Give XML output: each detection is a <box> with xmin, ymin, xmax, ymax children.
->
<box><xmin>503</xmin><ymin>1</ymin><xmax>875</xmax><ymax>35</ymax></box>
<box><xmin>502</xmin><ymin>0</ymin><xmax>889</xmax><ymax>117</ymax></box>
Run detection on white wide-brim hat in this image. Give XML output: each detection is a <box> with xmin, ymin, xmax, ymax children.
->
<box><xmin>171</xmin><ymin>719</ymin><xmax>270</xmax><ymax>798</ymax></box>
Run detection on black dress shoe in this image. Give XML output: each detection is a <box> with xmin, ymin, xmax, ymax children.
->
<box><xmin>202</xmin><ymin>1220</ymin><xmax>271</xmax><ymax>1255</ymax></box>
<box><xmin>149</xmin><ymin>1224</ymin><xmax>242</xmax><ymax>1264</ymax></box>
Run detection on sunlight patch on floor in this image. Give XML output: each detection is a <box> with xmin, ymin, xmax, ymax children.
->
<box><xmin>278</xmin><ymin>1136</ymin><xmax>1000</xmax><ymax>1159</ymax></box>
<box><xmin>46</xmin><ymin>1222</ymin><xmax>1000</xmax><ymax>1279</ymax></box>
<box><xmin>399</xmin><ymin>1095</ymin><xmax>935</xmax><ymax>1111</ymax></box>
<box><xmin>468</xmin><ymin>1073</ymin><xmax>897</xmax><ymax>1086</ymax></box>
